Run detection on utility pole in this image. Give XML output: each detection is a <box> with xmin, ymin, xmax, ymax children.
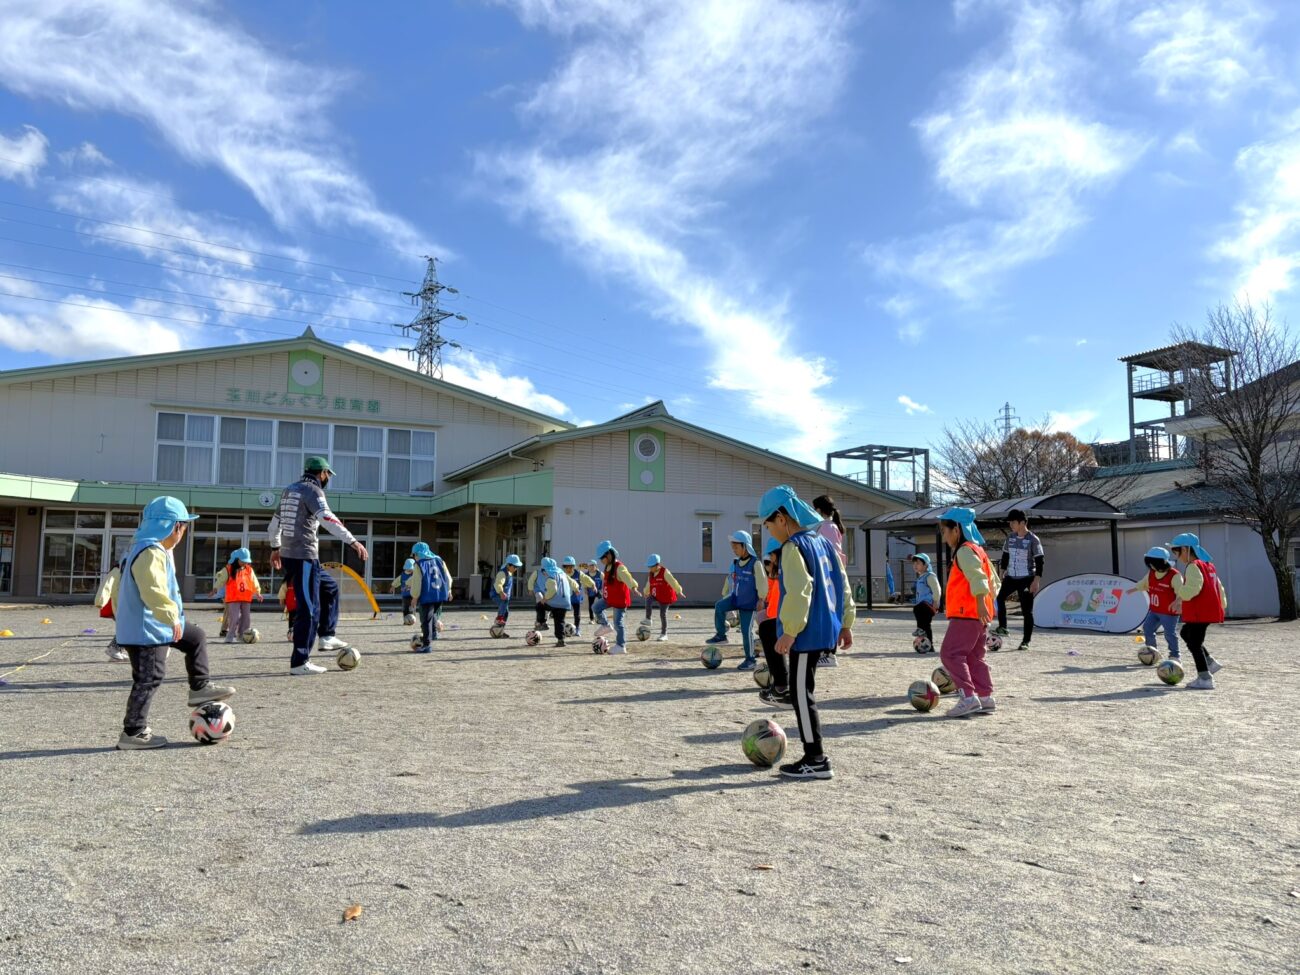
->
<box><xmin>398</xmin><ymin>256</ymin><xmax>466</xmax><ymax>379</ymax></box>
<box><xmin>996</xmin><ymin>401</ymin><xmax>1020</xmax><ymax>439</ymax></box>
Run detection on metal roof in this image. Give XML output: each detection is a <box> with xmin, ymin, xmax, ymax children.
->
<box><xmin>1118</xmin><ymin>341</ymin><xmax>1234</xmax><ymax>370</ymax></box>
<box><xmin>861</xmin><ymin>491</ymin><xmax>1122</xmax><ymax>531</ymax></box>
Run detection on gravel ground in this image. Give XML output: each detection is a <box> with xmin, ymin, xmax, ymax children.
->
<box><xmin>0</xmin><ymin>603</ymin><xmax>1297</xmax><ymax>975</ymax></box>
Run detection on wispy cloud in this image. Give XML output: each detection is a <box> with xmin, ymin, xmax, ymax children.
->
<box><xmin>57</xmin><ymin>141</ymin><xmax>111</xmax><ymax>168</ymax></box>
<box><xmin>1047</xmin><ymin>408</ymin><xmax>1099</xmax><ymax>433</ymax></box>
<box><xmin>1085</xmin><ymin>0</ymin><xmax>1269</xmax><ymax>102</ymax></box>
<box><xmin>0</xmin><ymin>291</ymin><xmax>183</xmax><ymax>359</ymax></box>
<box><xmin>484</xmin><ymin>0</ymin><xmax>852</xmax><ymax>460</ymax></box>
<box><xmin>898</xmin><ymin>394</ymin><xmax>933</xmax><ymax>415</ymax></box>
<box><xmin>0</xmin><ymin>123</ymin><xmax>48</xmax><ymax>184</ymax></box>
<box><xmin>869</xmin><ymin>1</ymin><xmax>1145</xmax><ymax>299</ymax></box>
<box><xmin>1075</xmin><ymin>338</ymin><xmax>1088</xmax><ymax>346</ymax></box>
<box><xmin>0</xmin><ymin>1</ymin><xmax>429</xmax><ymax>252</ymax></box>
<box><xmin>344</xmin><ymin>341</ymin><xmax>571</xmax><ymax>419</ymax></box>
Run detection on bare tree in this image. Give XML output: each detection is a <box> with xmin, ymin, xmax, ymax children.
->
<box><xmin>935</xmin><ymin>418</ymin><xmax>1099</xmax><ymax>503</ymax></box>
<box><xmin>1173</xmin><ymin>299</ymin><xmax>1300</xmax><ymax>621</ymax></box>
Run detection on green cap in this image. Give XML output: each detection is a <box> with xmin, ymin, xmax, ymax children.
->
<box><xmin>305</xmin><ymin>456</ymin><xmax>334</xmax><ymax>474</ymax></box>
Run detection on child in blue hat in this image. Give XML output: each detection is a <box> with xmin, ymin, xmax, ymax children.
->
<box><xmin>411</xmin><ymin>541</ymin><xmax>452</xmax><ymax>653</ymax></box>
<box><xmin>210</xmin><ymin>547</ymin><xmax>262</xmax><ymax>644</ymax></box>
<box><xmin>114</xmin><ymin>497</ymin><xmax>235</xmax><ymax>750</ymax></box>
<box><xmin>704</xmin><ymin>530</ymin><xmax>765</xmax><ymax>669</ymax></box>
<box><xmin>643</xmin><ymin>554</ymin><xmax>685</xmax><ymax>641</ymax></box>
<box><xmin>911</xmin><ymin>553</ymin><xmax>940</xmax><ymax>652</ymax></box>
<box><xmin>1167</xmin><ymin>533</ymin><xmax>1228</xmax><ymax>689</ymax></box>
<box><xmin>391</xmin><ymin>558</ymin><xmax>416</xmax><ymax>619</ymax></box>
<box><xmin>537</xmin><ymin>557</ymin><xmax>574</xmax><ymax>647</ymax></box>
<box><xmin>561</xmin><ymin>557</ymin><xmax>594</xmax><ymax>637</ymax></box>
<box><xmin>492</xmin><ymin>555</ymin><xmax>524</xmax><ymax>636</ymax></box>
<box><xmin>760</xmin><ymin>486</ymin><xmax>854</xmax><ymax>780</ymax></box>
<box><xmin>1125</xmin><ymin>547</ymin><xmax>1182</xmax><ymax>661</ymax></box>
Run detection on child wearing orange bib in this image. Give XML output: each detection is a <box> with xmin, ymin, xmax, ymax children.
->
<box><xmin>938</xmin><ymin>508</ymin><xmax>996</xmax><ymax>718</ymax></box>
<box><xmin>210</xmin><ymin>548</ymin><xmax>262</xmax><ymax>643</ymax></box>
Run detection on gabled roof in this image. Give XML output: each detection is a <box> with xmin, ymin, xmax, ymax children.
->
<box><xmin>444</xmin><ymin>401</ymin><xmax>909</xmax><ymax>510</ymax></box>
<box><xmin>0</xmin><ymin>327</ymin><xmax>574</xmax><ymax>431</ymax></box>
<box><xmin>1119</xmin><ymin>341</ymin><xmax>1235</xmax><ymax>370</ymax></box>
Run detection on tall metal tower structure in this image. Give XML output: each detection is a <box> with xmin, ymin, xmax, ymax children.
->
<box><xmin>996</xmin><ymin>401</ymin><xmax>1020</xmax><ymax>439</ymax></box>
<box><xmin>399</xmin><ymin>256</ymin><xmax>465</xmax><ymax>379</ymax></box>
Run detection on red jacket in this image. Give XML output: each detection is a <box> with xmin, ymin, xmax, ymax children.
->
<box><xmin>1181</xmin><ymin>560</ymin><xmax>1224</xmax><ymax>624</ymax></box>
<box><xmin>1147</xmin><ymin>569</ymin><xmax>1177</xmax><ymax>615</ymax></box>
<box><xmin>648</xmin><ymin>566</ymin><xmax>678</xmax><ymax>605</ymax></box>
<box><xmin>603</xmin><ymin>561</ymin><xmax>633</xmax><ymax>609</ymax></box>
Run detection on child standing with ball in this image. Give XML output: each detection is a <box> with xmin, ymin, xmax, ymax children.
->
<box><xmin>1167</xmin><ymin>533</ymin><xmax>1227</xmax><ymax>689</ymax></box>
<box><xmin>211</xmin><ymin>548</ymin><xmax>262</xmax><ymax>644</ymax></box>
<box><xmin>705</xmin><ymin>531</ymin><xmax>764</xmax><ymax>670</ymax></box>
<box><xmin>592</xmin><ymin>540</ymin><xmax>640</xmax><ymax>654</ymax></box>
<box><xmin>911</xmin><ymin>553</ymin><xmax>941</xmax><ymax>652</ymax></box>
<box><xmin>561</xmin><ymin>557</ymin><xmax>594</xmax><ymax>637</ymax></box>
<box><xmin>411</xmin><ymin>542</ymin><xmax>452</xmax><ymax>653</ymax></box>
<box><xmin>1125</xmin><ymin>547</ymin><xmax>1182</xmax><ymax>661</ymax></box>
<box><xmin>643</xmin><ymin>554</ymin><xmax>685</xmax><ymax>641</ymax></box>
<box><xmin>761</xmin><ymin>485</ymin><xmax>854</xmax><ymax>780</ymax></box>
<box><xmin>391</xmin><ymin>558</ymin><xmax>416</xmax><ymax>619</ymax></box>
<box><xmin>493</xmin><ymin>554</ymin><xmax>523</xmax><ymax>635</ymax></box>
<box><xmin>937</xmin><ymin>508</ymin><xmax>996</xmax><ymax>718</ymax></box>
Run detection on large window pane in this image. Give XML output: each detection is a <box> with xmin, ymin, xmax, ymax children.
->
<box><xmin>246</xmin><ymin>450</ymin><xmax>272</xmax><ymax>486</ymax></box>
<box><xmin>157</xmin><ymin>412</ymin><xmax>185</xmax><ymax>440</ymax></box>
<box><xmin>410</xmin><ymin>460</ymin><xmax>435</xmax><ymax>492</ymax></box>
<box><xmin>386</xmin><ymin>458</ymin><xmax>410</xmax><ymax>493</ymax></box>
<box><xmin>372</xmin><ymin>540</ymin><xmax>398</xmax><ymax>586</ymax></box>
<box><xmin>304</xmin><ymin>423</ymin><xmax>329</xmax><ymax>450</ymax></box>
<box><xmin>42</xmin><ymin>533</ymin><xmax>73</xmax><ymax>575</ymax></box>
<box><xmin>157</xmin><ymin>445</ymin><xmax>184</xmax><ymax>482</ymax></box>
<box><xmin>372</xmin><ymin>520</ymin><xmax>397</xmax><ymax>538</ymax></box>
<box><xmin>278</xmin><ymin>422</ymin><xmax>302</xmax><ymax>448</ymax></box>
<box><xmin>331</xmin><ymin>454</ymin><xmax>357</xmax><ymax>491</ymax></box>
<box><xmin>334</xmin><ymin>425</ymin><xmax>358</xmax><ymax>452</ymax></box>
<box><xmin>218</xmin><ymin>447</ymin><xmax>245</xmax><ymax>485</ymax></box>
<box><xmin>246</xmin><ymin>419</ymin><xmax>273</xmax><ymax>446</ymax></box>
<box><xmin>357</xmin><ymin>457</ymin><xmax>381</xmax><ymax>492</ymax></box>
<box><xmin>77</xmin><ymin>511</ymin><xmax>105</xmax><ymax>530</ymax></box>
<box><xmin>412</xmin><ymin>431</ymin><xmax>436</xmax><ymax>457</ymax></box>
<box><xmin>220</xmin><ymin>417</ymin><xmax>246</xmax><ymax>445</ymax></box>
<box><xmin>184</xmin><ymin>446</ymin><xmax>212</xmax><ymax>483</ymax></box>
<box><xmin>186</xmin><ymin>414</ymin><xmax>214</xmax><ymax>442</ymax></box>
<box><xmin>277</xmin><ymin>452</ymin><xmax>302</xmax><ymax>486</ymax></box>
<box><xmin>112</xmin><ymin>512</ymin><xmax>140</xmax><ymax>529</ymax></box>
<box><xmin>387</xmin><ymin>429</ymin><xmax>411</xmax><ymax>456</ymax></box>
<box><xmin>358</xmin><ymin>427</ymin><xmax>383</xmax><ymax>452</ymax></box>
<box><xmin>45</xmin><ymin>511</ymin><xmax>75</xmax><ymax>529</ymax></box>
<box><xmin>701</xmin><ymin>520</ymin><xmax>713</xmax><ymax>563</ymax></box>
<box><xmin>72</xmin><ymin>534</ymin><xmax>103</xmax><ymax>574</ymax></box>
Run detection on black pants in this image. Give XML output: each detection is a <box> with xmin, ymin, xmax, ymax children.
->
<box><xmin>790</xmin><ymin>651</ymin><xmax>824</xmax><ymax>760</ymax></box>
<box><xmin>758</xmin><ymin>618</ymin><xmax>786</xmax><ymax>690</ymax></box>
<box><xmin>121</xmin><ymin>623</ymin><xmax>210</xmax><ymax>734</ymax></box>
<box><xmin>996</xmin><ymin>576</ymin><xmax>1036</xmax><ymax>642</ymax></box>
<box><xmin>1179</xmin><ymin>622</ymin><xmax>1213</xmax><ymax>675</ymax></box>
<box><xmin>282</xmin><ymin>557</ymin><xmax>340</xmax><ymax>667</ymax></box>
<box><xmin>912</xmin><ymin>603</ymin><xmax>935</xmax><ymax>643</ymax></box>
<box><xmin>643</xmin><ymin>595</ymin><xmax>669</xmax><ymax>634</ymax></box>
<box><xmin>418</xmin><ymin>602</ymin><xmax>444</xmax><ymax>645</ymax></box>
<box><xmin>548</xmin><ymin>606</ymin><xmax>568</xmax><ymax>641</ymax></box>
<box><xmin>535</xmin><ymin>600</ymin><xmax>548</xmax><ymax>629</ymax></box>
<box><xmin>401</xmin><ymin>594</ymin><xmax>413</xmax><ymax>617</ymax></box>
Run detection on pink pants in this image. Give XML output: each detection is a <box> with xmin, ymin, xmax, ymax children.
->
<box><xmin>940</xmin><ymin>618</ymin><xmax>993</xmax><ymax>697</ymax></box>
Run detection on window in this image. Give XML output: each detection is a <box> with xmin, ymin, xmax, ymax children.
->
<box><xmin>700</xmin><ymin>520</ymin><xmax>714</xmax><ymax>564</ymax></box>
<box><xmin>369</xmin><ymin>520</ymin><xmax>422</xmax><ymax>588</ymax></box>
<box><xmin>156</xmin><ymin>412</ymin><xmax>215</xmax><ymax>484</ymax></box>
<box><xmin>0</xmin><ymin>507</ymin><xmax>15</xmax><ymax>594</ymax></box>
<box><xmin>386</xmin><ymin>427</ymin><xmax>436</xmax><ymax>493</ymax></box>
<box><xmin>750</xmin><ymin>521</ymin><xmax>763</xmax><ymax>559</ymax></box>
<box><xmin>218</xmin><ymin>417</ymin><xmax>273</xmax><ymax>487</ymax></box>
<box><xmin>331</xmin><ymin>424</ymin><xmax>383</xmax><ymax>492</ymax></box>
<box><xmin>843</xmin><ymin>528</ymin><xmax>856</xmax><ymax>568</ymax></box>
<box><xmin>39</xmin><ymin>508</ymin><xmax>134</xmax><ymax>596</ymax></box>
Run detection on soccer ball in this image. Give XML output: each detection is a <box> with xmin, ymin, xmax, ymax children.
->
<box><xmin>489</xmin><ymin>622</ymin><xmax>506</xmax><ymax>638</ymax></box>
<box><xmin>636</xmin><ymin>620</ymin><xmax>653</xmax><ymax>641</ymax></box>
<box><xmin>753</xmin><ymin>660</ymin><xmax>773</xmax><ymax>688</ymax></box>
<box><xmin>985</xmin><ymin>630</ymin><xmax>1003</xmax><ymax>652</ymax></box>
<box><xmin>189</xmin><ymin>701</ymin><xmax>234</xmax><ymax>744</ymax></box>
<box><xmin>931</xmin><ymin>665</ymin><xmax>956</xmax><ymax>695</ymax></box>
<box><xmin>337</xmin><ymin>646</ymin><xmax>361</xmax><ymax>670</ymax></box>
<box><xmin>912</xmin><ymin>634</ymin><xmax>933</xmax><ymax>654</ymax></box>
<box><xmin>240</xmin><ymin>628</ymin><xmax>260</xmax><ymax>645</ymax></box>
<box><xmin>564</xmin><ymin>622</ymin><xmax>577</xmax><ymax>638</ymax></box>
<box><xmin>741</xmin><ymin>718</ymin><xmax>787</xmax><ymax>768</ymax></box>
<box><xmin>410</xmin><ymin>634</ymin><xmax>424</xmax><ymax>651</ymax></box>
<box><xmin>1137</xmin><ymin>646</ymin><xmax>1159</xmax><ymax>666</ymax></box>
<box><xmin>525</xmin><ymin>630</ymin><xmax>542</xmax><ymax>647</ymax></box>
<box><xmin>908</xmin><ymin>680</ymin><xmax>941</xmax><ymax>712</ymax></box>
<box><xmin>701</xmin><ymin>646</ymin><xmax>724</xmax><ymax>669</ymax></box>
<box><xmin>403</xmin><ymin>613</ymin><xmax>416</xmax><ymax>626</ymax></box>
<box><xmin>591</xmin><ymin>636</ymin><xmax>609</xmax><ymax>655</ymax></box>
<box><xmin>726</xmin><ymin>611</ymin><xmax>740</xmax><ymax>630</ymax></box>
<box><xmin>1157</xmin><ymin>658</ymin><xmax>1184</xmax><ymax>686</ymax></box>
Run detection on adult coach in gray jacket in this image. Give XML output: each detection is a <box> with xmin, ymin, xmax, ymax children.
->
<box><xmin>269</xmin><ymin>456</ymin><xmax>368</xmax><ymax>674</ymax></box>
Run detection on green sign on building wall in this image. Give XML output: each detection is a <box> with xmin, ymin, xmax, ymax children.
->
<box><xmin>628</xmin><ymin>428</ymin><xmax>665</xmax><ymax>492</ymax></box>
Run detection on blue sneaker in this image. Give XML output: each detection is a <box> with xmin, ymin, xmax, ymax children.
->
<box><xmin>737</xmin><ymin>659</ymin><xmax>757</xmax><ymax>671</ymax></box>
<box><xmin>704</xmin><ymin>634</ymin><xmax>729</xmax><ymax>645</ymax></box>
<box><xmin>415</xmin><ymin>645</ymin><xmax>433</xmax><ymax>654</ymax></box>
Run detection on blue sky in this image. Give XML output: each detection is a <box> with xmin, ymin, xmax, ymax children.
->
<box><xmin>0</xmin><ymin>0</ymin><xmax>1296</xmax><ymax>467</ymax></box>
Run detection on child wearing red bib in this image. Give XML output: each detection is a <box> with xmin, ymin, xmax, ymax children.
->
<box><xmin>1126</xmin><ymin>546</ymin><xmax>1181</xmax><ymax>660</ymax></box>
<box><xmin>1167</xmin><ymin>533</ymin><xmax>1227</xmax><ymax>690</ymax></box>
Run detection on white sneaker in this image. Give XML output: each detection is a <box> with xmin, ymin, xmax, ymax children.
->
<box><xmin>105</xmin><ymin>642</ymin><xmax>129</xmax><ymax>662</ymax></box>
<box><xmin>1186</xmin><ymin>674</ymin><xmax>1216</xmax><ymax>690</ymax></box>
<box><xmin>608</xmin><ymin>643</ymin><xmax>627</xmax><ymax>655</ymax></box>
<box><xmin>655</xmin><ymin>634</ymin><xmax>669</xmax><ymax>642</ymax></box>
<box><xmin>977</xmin><ymin>695</ymin><xmax>997</xmax><ymax>713</ymax></box>
<box><xmin>819</xmin><ymin>652</ymin><xmax>838</xmax><ymax>668</ymax></box>
<box><xmin>224</xmin><ymin>634</ymin><xmax>237</xmax><ymax>644</ymax></box>
<box><xmin>317</xmin><ymin>635</ymin><xmax>348</xmax><ymax>651</ymax></box>
<box><xmin>290</xmin><ymin>661</ymin><xmax>326</xmax><ymax>675</ymax></box>
<box><xmin>947</xmin><ymin>690</ymin><xmax>982</xmax><ymax>718</ymax></box>
<box><xmin>1208</xmin><ymin>658</ymin><xmax>1224</xmax><ymax>675</ymax></box>
<box><xmin>595</xmin><ymin>625</ymin><xmax>614</xmax><ymax>640</ymax></box>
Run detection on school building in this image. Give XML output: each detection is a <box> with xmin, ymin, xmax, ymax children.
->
<box><xmin>0</xmin><ymin>327</ymin><xmax>905</xmax><ymax>604</ymax></box>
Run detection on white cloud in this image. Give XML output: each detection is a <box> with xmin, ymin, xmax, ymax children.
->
<box><xmin>58</xmin><ymin>141</ymin><xmax>111</xmax><ymax>168</ymax></box>
<box><xmin>343</xmin><ymin>341</ymin><xmax>571</xmax><ymax>419</ymax></box>
<box><xmin>869</xmin><ymin>1</ymin><xmax>1145</xmax><ymax>299</ymax></box>
<box><xmin>1085</xmin><ymin>0</ymin><xmax>1268</xmax><ymax>102</ymax></box>
<box><xmin>898</xmin><ymin>394</ymin><xmax>933</xmax><ymax>415</ymax></box>
<box><xmin>0</xmin><ymin>123</ymin><xmax>48</xmax><ymax>184</ymax></box>
<box><xmin>1047</xmin><ymin>408</ymin><xmax>1099</xmax><ymax>433</ymax></box>
<box><xmin>485</xmin><ymin>0</ymin><xmax>851</xmax><ymax>460</ymax></box>
<box><xmin>896</xmin><ymin>321</ymin><xmax>925</xmax><ymax>344</ymax></box>
<box><xmin>1214</xmin><ymin>124</ymin><xmax>1300</xmax><ymax>303</ymax></box>
<box><xmin>0</xmin><ymin>0</ymin><xmax>429</xmax><ymax>251</ymax></box>
<box><xmin>1075</xmin><ymin>338</ymin><xmax>1088</xmax><ymax>346</ymax></box>
<box><xmin>0</xmin><ymin>294</ymin><xmax>183</xmax><ymax>359</ymax></box>
<box><xmin>1166</xmin><ymin>129</ymin><xmax>1205</xmax><ymax>156</ymax></box>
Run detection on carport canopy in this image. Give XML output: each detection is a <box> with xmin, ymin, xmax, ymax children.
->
<box><xmin>858</xmin><ymin>492</ymin><xmax>1125</xmax><ymax>609</ymax></box>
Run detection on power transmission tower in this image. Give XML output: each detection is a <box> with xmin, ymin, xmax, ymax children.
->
<box><xmin>996</xmin><ymin>401</ymin><xmax>1020</xmax><ymax>439</ymax></box>
<box><xmin>398</xmin><ymin>256</ymin><xmax>466</xmax><ymax>379</ymax></box>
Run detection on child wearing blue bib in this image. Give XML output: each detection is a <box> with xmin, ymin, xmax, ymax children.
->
<box><xmin>411</xmin><ymin>542</ymin><xmax>452</xmax><ymax>653</ymax></box>
<box><xmin>704</xmin><ymin>531</ymin><xmax>765</xmax><ymax>670</ymax></box>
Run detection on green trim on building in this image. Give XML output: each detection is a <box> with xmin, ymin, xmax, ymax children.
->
<box><xmin>425</xmin><ymin>470</ymin><xmax>553</xmax><ymax>515</ymax></box>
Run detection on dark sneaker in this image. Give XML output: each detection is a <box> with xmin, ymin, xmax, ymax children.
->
<box><xmin>1016</xmin><ymin>641</ymin><xmax>1031</xmax><ymax>651</ymax></box>
<box><xmin>994</xmin><ymin>627</ymin><xmax>1009</xmax><ymax>636</ymax></box>
<box><xmin>737</xmin><ymin>659</ymin><xmax>757</xmax><ymax>671</ymax></box>
<box><xmin>779</xmin><ymin>756</ymin><xmax>833</xmax><ymax>780</ymax></box>
<box><xmin>556</xmin><ymin>639</ymin><xmax>567</xmax><ymax>648</ymax></box>
<box><xmin>117</xmin><ymin>728</ymin><xmax>167</xmax><ymax>750</ymax></box>
<box><xmin>758</xmin><ymin>687</ymin><xmax>791</xmax><ymax>707</ymax></box>
<box><xmin>187</xmin><ymin>682</ymin><xmax>235</xmax><ymax>706</ymax></box>
<box><xmin>414</xmin><ymin>645</ymin><xmax>433</xmax><ymax>654</ymax></box>
<box><xmin>704</xmin><ymin>634</ymin><xmax>729</xmax><ymax>645</ymax></box>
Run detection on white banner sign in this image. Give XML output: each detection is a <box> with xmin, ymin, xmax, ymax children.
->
<box><xmin>1034</xmin><ymin>574</ymin><xmax>1148</xmax><ymax>633</ymax></box>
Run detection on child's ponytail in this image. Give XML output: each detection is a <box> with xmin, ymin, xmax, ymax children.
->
<box><xmin>813</xmin><ymin>495</ymin><xmax>845</xmax><ymax>535</ymax></box>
